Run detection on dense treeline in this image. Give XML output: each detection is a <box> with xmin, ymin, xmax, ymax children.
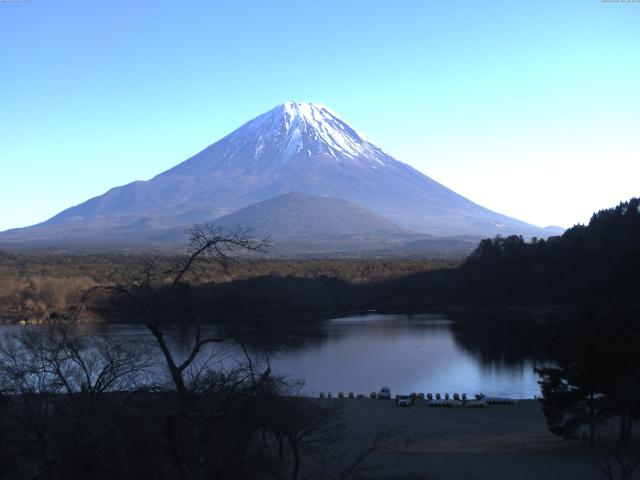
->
<box><xmin>371</xmin><ymin>197</ymin><xmax>640</xmax><ymax>311</ymax></box>
<box><xmin>102</xmin><ymin>275</ymin><xmax>364</xmax><ymax>326</ymax></box>
<box><xmin>457</xmin><ymin>197</ymin><xmax>640</xmax><ymax>305</ymax></box>
<box><xmin>0</xmin><ymin>252</ymin><xmax>456</xmax><ymax>283</ymax></box>
<box><xmin>0</xmin><ymin>256</ymin><xmax>456</xmax><ymax>323</ymax></box>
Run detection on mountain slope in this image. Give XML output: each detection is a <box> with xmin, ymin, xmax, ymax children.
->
<box><xmin>209</xmin><ymin>192</ymin><xmax>404</xmax><ymax>240</ymax></box>
<box><xmin>1</xmin><ymin>101</ymin><xmax>560</xmax><ymax>250</ymax></box>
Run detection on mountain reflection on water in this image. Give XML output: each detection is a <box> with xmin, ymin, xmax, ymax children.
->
<box><xmin>0</xmin><ymin>313</ymin><xmax>550</xmax><ymax>399</ymax></box>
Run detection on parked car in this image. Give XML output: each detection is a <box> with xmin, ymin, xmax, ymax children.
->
<box><xmin>396</xmin><ymin>395</ymin><xmax>412</xmax><ymax>407</ymax></box>
<box><xmin>378</xmin><ymin>387</ymin><xmax>391</xmax><ymax>399</ymax></box>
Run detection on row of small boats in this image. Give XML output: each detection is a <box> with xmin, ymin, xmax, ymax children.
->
<box><xmin>428</xmin><ymin>399</ymin><xmax>488</xmax><ymax>408</ymax></box>
<box><xmin>318</xmin><ymin>389</ymin><xmax>517</xmax><ymax>407</ymax></box>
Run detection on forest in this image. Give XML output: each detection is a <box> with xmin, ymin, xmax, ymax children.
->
<box><xmin>368</xmin><ymin>197</ymin><xmax>640</xmax><ymax>313</ymax></box>
<box><xmin>0</xmin><ymin>255</ymin><xmax>456</xmax><ymax>324</ymax></box>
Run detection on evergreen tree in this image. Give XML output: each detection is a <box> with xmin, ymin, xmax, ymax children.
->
<box><xmin>536</xmin><ymin>309</ymin><xmax>640</xmax><ymax>445</ymax></box>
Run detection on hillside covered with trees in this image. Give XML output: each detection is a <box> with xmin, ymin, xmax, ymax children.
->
<box><xmin>374</xmin><ymin>197</ymin><xmax>640</xmax><ymax>312</ymax></box>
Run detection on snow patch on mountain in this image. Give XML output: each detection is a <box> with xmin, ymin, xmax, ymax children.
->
<box><xmin>252</xmin><ymin>101</ymin><xmax>390</xmax><ymax>166</ymax></box>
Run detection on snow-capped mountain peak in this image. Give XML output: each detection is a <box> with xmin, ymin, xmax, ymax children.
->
<box><xmin>245</xmin><ymin>101</ymin><xmax>390</xmax><ymax>165</ymax></box>
<box><xmin>9</xmin><ymin>101</ymin><xmax>557</xmax><ymax>245</ymax></box>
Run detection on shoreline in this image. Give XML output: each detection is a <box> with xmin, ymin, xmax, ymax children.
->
<box><xmin>0</xmin><ymin>302</ymin><xmax>579</xmax><ymax>325</ymax></box>
<box><xmin>330</xmin><ymin>397</ymin><xmax>603</xmax><ymax>479</ymax></box>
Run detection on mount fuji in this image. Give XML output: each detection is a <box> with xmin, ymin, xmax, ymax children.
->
<box><xmin>0</xmin><ymin>101</ymin><xmax>561</xmax><ymax>253</ymax></box>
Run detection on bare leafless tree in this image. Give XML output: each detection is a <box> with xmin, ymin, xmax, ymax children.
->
<box><xmin>0</xmin><ymin>388</ymin><xmax>9</xmax><ymax>478</ymax></box>
<box><xmin>90</xmin><ymin>225</ymin><xmax>266</xmax><ymax>399</ymax></box>
<box><xmin>283</xmin><ymin>395</ymin><xmax>342</xmax><ymax>480</ymax></box>
<box><xmin>589</xmin><ymin>444</ymin><xmax>640</xmax><ymax>480</ymax></box>
<box><xmin>80</xmin><ymin>225</ymin><xmax>269</xmax><ymax>480</ymax></box>
<box><xmin>0</xmin><ymin>323</ymin><xmax>154</xmax><ymax>480</ymax></box>
<box><xmin>266</xmin><ymin>383</ymin><xmax>403</xmax><ymax>480</ymax></box>
<box><xmin>323</xmin><ymin>423</ymin><xmax>408</xmax><ymax>480</ymax></box>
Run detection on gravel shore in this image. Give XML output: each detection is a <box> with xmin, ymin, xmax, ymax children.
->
<box><xmin>325</xmin><ymin>398</ymin><xmax>602</xmax><ymax>479</ymax></box>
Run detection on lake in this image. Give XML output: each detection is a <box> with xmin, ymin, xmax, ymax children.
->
<box><xmin>0</xmin><ymin>313</ymin><xmax>545</xmax><ymax>399</ymax></box>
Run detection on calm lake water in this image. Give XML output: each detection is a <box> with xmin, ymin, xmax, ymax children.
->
<box><xmin>0</xmin><ymin>313</ymin><xmax>544</xmax><ymax>399</ymax></box>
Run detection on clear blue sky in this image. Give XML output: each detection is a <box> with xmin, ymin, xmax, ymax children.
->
<box><xmin>1</xmin><ymin>0</ymin><xmax>638</xmax><ymax>231</ymax></box>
